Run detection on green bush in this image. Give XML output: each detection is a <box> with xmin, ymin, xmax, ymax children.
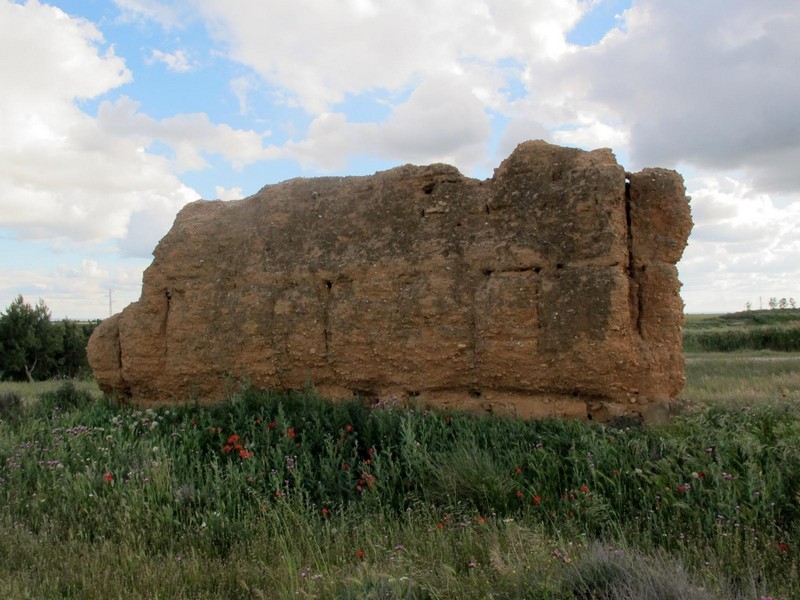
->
<box><xmin>683</xmin><ymin>324</ymin><xmax>800</xmax><ymax>352</ymax></box>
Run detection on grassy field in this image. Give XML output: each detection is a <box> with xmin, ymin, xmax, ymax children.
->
<box><xmin>683</xmin><ymin>310</ymin><xmax>800</xmax><ymax>352</ymax></box>
<box><xmin>1</xmin><ymin>357</ymin><xmax>799</xmax><ymax>599</ymax></box>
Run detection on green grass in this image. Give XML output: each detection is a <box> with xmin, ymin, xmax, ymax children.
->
<box><xmin>684</xmin><ymin>352</ymin><xmax>800</xmax><ymax>408</ymax></box>
<box><xmin>683</xmin><ymin>310</ymin><xmax>800</xmax><ymax>352</ymax></box>
<box><xmin>1</xmin><ymin>373</ymin><xmax>799</xmax><ymax>599</ymax></box>
<box><xmin>0</xmin><ymin>378</ymin><xmax>100</xmax><ymax>405</ymax></box>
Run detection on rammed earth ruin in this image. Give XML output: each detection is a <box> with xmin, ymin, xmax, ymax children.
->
<box><xmin>88</xmin><ymin>141</ymin><xmax>693</xmax><ymax>422</ymax></box>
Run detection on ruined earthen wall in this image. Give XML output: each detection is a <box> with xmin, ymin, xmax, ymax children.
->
<box><xmin>88</xmin><ymin>141</ymin><xmax>692</xmax><ymax>421</ymax></box>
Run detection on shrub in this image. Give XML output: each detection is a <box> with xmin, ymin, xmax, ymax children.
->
<box><xmin>0</xmin><ymin>390</ymin><xmax>22</xmax><ymax>423</ymax></box>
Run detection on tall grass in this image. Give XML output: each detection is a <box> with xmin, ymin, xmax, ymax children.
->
<box><xmin>683</xmin><ymin>325</ymin><xmax>800</xmax><ymax>352</ymax></box>
<box><xmin>1</xmin><ymin>380</ymin><xmax>798</xmax><ymax>598</ymax></box>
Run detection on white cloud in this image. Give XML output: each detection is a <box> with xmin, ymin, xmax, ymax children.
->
<box><xmin>0</xmin><ymin>2</ymin><xmax>276</xmax><ymax>258</ymax></box>
<box><xmin>678</xmin><ymin>173</ymin><xmax>800</xmax><ymax>312</ymax></box>
<box><xmin>0</xmin><ymin>257</ymin><xmax>148</xmax><ymax>320</ymax></box>
<box><xmin>214</xmin><ymin>185</ymin><xmax>243</xmax><ymax>200</ymax></box>
<box><xmin>535</xmin><ymin>0</ymin><xmax>800</xmax><ymax>191</ymax></box>
<box><xmin>96</xmin><ymin>97</ymin><xmax>276</xmax><ymax>171</ymax></box>
<box><xmin>199</xmin><ymin>0</ymin><xmax>588</xmax><ymax>113</ymax></box>
<box><xmin>148</xmin><ymin>48</ymin><xmax>193</xmax><ymax>72</ymax></box>
<box><xmin>282</xmin><ymin>74</ymin><xmax>492</xmax><ymax>173</ymax></box>
<box><xmin>113</xmin><ymin>0</ymin><xmax>187</xmax><ymax>29</ymax></box>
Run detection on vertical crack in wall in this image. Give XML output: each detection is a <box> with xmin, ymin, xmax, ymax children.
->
<box><xmin>624</xmin><ymin>176</ymin><xmax>643</xmax><ymax>338</ymax></box>
<box><xmin>162</xmin><ymin>289</ymin><xmax>172</xmax><ymax>360</ymax></box>
<box><xmin>322</xmin><ymin>280</ymin><xmax>332</xmax><ymax>362</ymax></box>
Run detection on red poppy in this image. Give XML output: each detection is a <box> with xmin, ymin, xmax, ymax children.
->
<box><xmin>321</xmin><ymin>507</ymin><xmax>329</xmax><ymax>516</ymax></box>
<box><xmin>345</xmin><ymin>424</ymin><xmax>353</xmax><ymax>432</ymax></box>
<box><xmin>287</xmin><ymin>427</ymin><xmax>296</xmax><ymax>440</ymax></box>
<box><xmin>228</xmin><ymin>434</ymin><xmax>240</xmax><ymax>444</ymax></box>
<box><xmin>222</xmin><ymin>445</ymin><xmax>232</xmax><ymax>453</ymax></box>
<box><xmin>104</xmin><ymin>472</ymin><xmax>113</xmax><ymax>483</ymax></box>
<box><xmin>515</xmin><ymin>466</ymin><xmax>522</xmax><ymax>475</ymax></box>
<box><xmin>268</xmin><ymin>420</ymin><xmax>277</xmax><ymax>429</ymax></box>
<box><xmin>239</xmin><ymin>448</ymin><xmax>253</xmax><ymax>459</ymax></box>
<box><xmin>436</xmin><ymin>522</ymin><xmax>444</xmax><ymax>529</ymax></box>
<box><xmin>255</xmin><ymin>418</ymin><xmax>262</xmax><ymax>425</ymax></box>
<box><xmin>580</xmin><ymin>485</ymin><xmax>589</xmax><ymax>494</ymax></box>
<box><xmin>342</xmin><ymin>462</ymin><xmax>350</xmax><ymax>471</ymax></box>
<box><xmin>356</xmin><ymin>548</ymin><xmax>365</xmax><ymax>559</ymax></box>
<box><xmin>779</xmin><ymin>542</ymin><xmax>790</xmax><ymax>554</ymax></box>
<box><xmin>516</xmin><ymin>490</ymin><xmax>523</xmax><ymax>499</ymax></box>
<box><xmin>532</xmin><ymin>495</ymin><xmax>542</xmax><ymax>505</ymax></box>
<box><xmin>274</xmin><ymin>490</ymin><xmax>282</xmax><ymax>498</ymax></box>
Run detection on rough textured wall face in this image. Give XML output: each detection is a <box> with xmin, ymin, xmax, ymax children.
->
<box><xmin>88</xmin><ymin>141</ymin><xmax>692</xmax><ymax>421</ymax></box>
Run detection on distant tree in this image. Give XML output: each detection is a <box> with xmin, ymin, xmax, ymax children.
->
<box><xmin>0</xmin><ymin>296</ymin><xmax>61</xmax><ymax>381</ymax></box>
<box><xmin>768</xmin><ymin>297</ymin><xmax>778</xmax><ymax>310</ymax></box>
<box><xmin>55</xmin><ymin>319</ymin><xmax>92</xmax><ymax>378</ymax></box>
<box><xmin>745</xmin><ymin>301</ymin><xmax>752</xmax><ymax>311</ymax></box>
<box><xmin>779</xmin><ymin>297</ymin><xmax>788</xmax><ymax>310</ymax></box>
<box><xmin>791</xmin><ymin>298</ymin><xmax>797</xmax><ymax>309</ymax></box>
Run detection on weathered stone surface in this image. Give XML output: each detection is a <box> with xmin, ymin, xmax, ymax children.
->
<box><xmin>88</xmin><ymin>140</ymin><xmax>692</xmax><ymax>421</ymax></box>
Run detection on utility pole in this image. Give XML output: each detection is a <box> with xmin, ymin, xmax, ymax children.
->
<box><xmin>108</xmin><ymin>289</ymin><xmax>113</xmax><ymax>317</ymax></box>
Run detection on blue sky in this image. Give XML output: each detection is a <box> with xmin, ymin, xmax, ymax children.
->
<box><xmin>1</xmin><ymin>0</ymin><xmax>798</xmax><ymax>318</ymax></box>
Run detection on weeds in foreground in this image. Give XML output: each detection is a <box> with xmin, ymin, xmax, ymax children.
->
<box><xmin>0</xmin><ymin>382</ymin><xmax>798</xmax><ymax>598</ymax></box>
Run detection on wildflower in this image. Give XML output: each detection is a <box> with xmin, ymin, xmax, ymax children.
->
<box><xmin>532</xmin><ymin>495</ymin><xmax>542</xmax><ymax>505</ymax></box>
<box><xmin>723</xmin><ymin>472</ymin><xmax>734</xmax><ymax>480</ymax></box>
<box><xmin>394</xmin><ymin>544</ymin><xmax>404</xmax><ymax>552</ymax></box>
<box><xmin>677</xmin><ymin>482</ymin><xmax>691</xmax><ymax>494</ymax></box>
<box><xmin>342</xmin><ymin>462</ymin><xmax>350</xmax><ymax>471</ymax></box>
<box><xmin>345</xmin><ymin>424</ymin><xmax>353</xmax><ymax>432</ymax></box>
<box><xmin>437</xmin><ymin>522</ymin><xmax>444</xmax><ymax>529</ymax></box>
<box><xmin>321</xmin><ymin>507</ymin><xmax>329</xmax><ymax>517</ymax></box>
<box><xmin>239</xmin><ymin>448</ymin><xmax>253</xmax><ymax>459</ymax></box>
<box><xmin>275</xmin><ymin>490</ymin><xmax>282</xmax><ymax>498</ymax></box>
<box><xmin>467</xmin><ymin>561</ymin><xmax>476</xmax><ymax>569</ymax></box>
<box><xmin>516</xmin><ymin>490</ymin><xmax>523</xmax><ymax>499</ymax></box>
<box><xmin>222</xmin><ymin>445</ymin><xmax>232</xmax><ymax>453</ymax></box>
<box><xmin>779</xmin><ymin>542</ymin><xmax>790</xmax><ymax>554</ymax></box>
<box><xmin>255</xmin><ymin>418</ymin><xmax>262</xmax><ymax>425</ymax></box>
<box><xmin>227</xmin><ymin>434</ymin><xmax>240</xmax><ymax>444</ymax></box>
<box><xmin>268</xmin><ymin>420</ymin><xmax>277</xmax><ymax>429</ymax></box>
<box><xmin>356</xmin><ymin>548</ymin><xmax>365</xmax><ymax>559</ymax></box>
<box><xmin>104</xmin><ymin>472</ymin><xmax>113</xmax><ymax>483</ymax></box>
<box><xmin>515</xmin><ymin>466</ymin><xmax>522</xmax><ymax>475</ymax></box>
<box><xmin>580</xmin><ymin>485</ymin><xmax>589</xmax><ymax>494</ymax></box>
<box><xmin>367</xmin><ymin>447</ymin><xmax>374</xmax><ymax>456</ymax></box>
<box><xmin>287</xmin><ymin>427</ymin><xmax>296</xmax><ymax>440</ymax></box>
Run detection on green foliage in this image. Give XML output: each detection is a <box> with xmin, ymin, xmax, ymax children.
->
<box><xmin>0</xmin><ymin>390</ymin><xmax>22</xmax><ymax>424</ymax></box>
<box><xmin>0</xmin><ymin>296</ymin><xmax>97</xmax><ymax>381</ymax></box>
<box><xmin>683</xmin><ymin>324</ymin><xmax>800</xmax><ymax>352</ymax></box>
<box><xmin>1</xmin><ymin>384</ymin><xmax>798</xmax><ymax>597</ymax></box>
<box><xmin>683</xmin><ymin>309</ymin><xmax>800</xmax><ymax>352</ymax></box>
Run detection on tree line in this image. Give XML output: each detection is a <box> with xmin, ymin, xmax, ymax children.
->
<box><xmin>0</xmin><ymin>296</ymin><xmax>99</xmax><ymax>381</ymax></box>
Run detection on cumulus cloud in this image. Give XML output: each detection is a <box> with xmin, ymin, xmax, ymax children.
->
<box><xmin>284</xmin><ymin>74</ymin><xmax>492</xmax><ymax>172</ymax></box>
<box><xmin>0</xmin><ymin>257</ymin><xmax>148</xmax><ymax>320</ymax></box>
<box><xmin>214</xmin><ymin>185</ymin><xmax>243</xmax><ymax>200</ymax></box>
<box><xmin>679</xmin><ymin>173</ymin><xmax>800</xmax><ymax>311</ymax></box>
<box><xmin>148</xmin><ymin>48</ymin><xmax>193</xmax><ymax>72</ymax></box>
<box><xmin>0</xmin><ymin>1</ymin><xmax>274</xmax><ymax>257</ymax></box>
<box><xmin>113</xmin><ymin>0</ymin><xmax>188</xmax><ymax>29</ymax></box>
<box><xmin>536</xmin><ymin>0</ymin><xmax>800</xmax><ymax>192</ymax></box>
